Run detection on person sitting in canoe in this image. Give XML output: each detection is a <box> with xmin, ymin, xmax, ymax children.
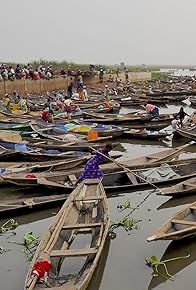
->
<box><xmin>145</xmin><ymin>103</ymin><xmax>159</xmax><ymax>118</ymax></box>
<box><xmin>64</xmin><ymin>97</ymin><xmax>72</xmax><ymax>120</ymax></box>
<box><xmin>176</xmin><ymin>107</ymin><xmax>189</xmax><ymax>127</ymax></box>
<box><xmin>76</xmin><ymin>144</ymin><xmax>112</xmax><ymax>185</ymax></box>
<box><xmin>41</xmin><ymin>108</ymin><xmax>54</xmax><ymax>123</ymax></box>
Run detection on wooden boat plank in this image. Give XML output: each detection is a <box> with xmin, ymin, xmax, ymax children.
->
<box><xmin>182</xmin><ymin>181</ymin><xmax>196</xmax><ymax>187</ymax></box>
<box><xmin>126</xmin><ymin>172</ymin><xmax>138</xmax><ymax>184</ymax></box>
<box><xmin>190</xmin><ymin>206</ymin><xmax>196</xmax><ymax>210</ymax></box>
<box><xmin>73</xmin><ymin>196</ymin><xmax>103</xmax><ymax>201</ymax></box>
<box><xmin>172</xmin><ymin>219</ymin><xmax>196</xmax><ymax>226</ymax></box>
<box><xmin>68</xmin><ymin>174</ymin><xmax>77</xmax><ymax>185</ymax></box>
<box><xmin>62</xmin><ymin>222</ymin><xmax>102</xmax><ymax>230</ymax></box>
<box><xmin>37</xmin><ymin>177</ymin><xmax>66</xmax><ymax>188</ymax></box>
<box><xmin>50</xmin><ymin>248</ymin><xmax>98</xmax><ymax>257</ymax></box>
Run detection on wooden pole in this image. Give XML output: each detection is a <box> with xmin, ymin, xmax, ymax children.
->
<box><xmin>90</xmin><ymin>147</ymin><xmax>160</xmax><ymax>191</ymax></box>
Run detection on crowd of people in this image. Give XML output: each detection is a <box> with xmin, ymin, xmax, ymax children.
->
<box><xmin>0</xmin><ymin>63</ymin><xmax>55</xmax><ymax>81</ymax></box>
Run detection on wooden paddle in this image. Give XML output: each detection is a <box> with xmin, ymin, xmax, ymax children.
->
<box><xmin>90</xmin><ymin>147</ymin><xmax>160</xmax><ymax>191</ymax></box>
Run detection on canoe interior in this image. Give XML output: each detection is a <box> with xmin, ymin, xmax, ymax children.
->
<box><xmin>25</xmin><ymin>179</ymin><xmax>109</xmax><ymax>290</ymax></box>
<box><xmin>164</xmin><ymin>207</ymin><xmax>196</xmax><ymax>238</ymax></box>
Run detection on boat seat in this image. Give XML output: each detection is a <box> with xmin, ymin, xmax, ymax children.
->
<box><xmin>182</xmin><ymin>182</ymin><xmax>196</xmax><ymax>187</ymax></box>
<box><xmin>73</xmin><ymin>196</ymin><xmax>103</xmax><ymax>202</ymax></box>
<box><xmin>68</xmin><ymin>174</ymin><xmax>77</xmax><ymax>185</ymax></box>
<box><xmin>190</xmin><ymin>206</ymin><xmax>196</xmax><ymax>210</ymax></box>
<box><xmin>62</xmin><ymin>222</ymin><xmax>102</xmax><ymax>230</ymax></box>
<box><xmin>50</xmin><ymin>248</ymin><xmax>98</xmax><ymax>257</ymax></box>
<box><xmin>23</xmin><ymin>199</ymin><xmax>35</xmax><ymax>206</ymax></box>
<box><xmin>172</xmin><ymin>219</ymin><xmax>196</xmax><ymax>226</ymax></box>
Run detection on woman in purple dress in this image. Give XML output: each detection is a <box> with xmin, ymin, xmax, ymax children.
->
<box><xmin>76</xmin><ymin>144</ymin><xmax>112</xmax><ymax>184</ymax></box>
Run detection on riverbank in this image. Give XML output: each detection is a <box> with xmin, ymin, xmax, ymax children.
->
<box><xmin>0</xmin><ymin>72</ymin><xmax>151</xmax><ymax>96</ymax></box>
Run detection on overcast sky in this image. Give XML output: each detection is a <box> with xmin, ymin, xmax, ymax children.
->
<box><xmin>1</xmin><ymin>0</ymin><xmax>196</xmax><ymax>65</ymax></box>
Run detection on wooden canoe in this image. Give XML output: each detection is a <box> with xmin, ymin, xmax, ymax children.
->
<box><xmin>0</xmin><ymin>148</ymin><xmax>90</xmax><ymax>162</ymax></box>
<box><xmin>123</xmin><ymin>129</ymin><xmax>170</xmax><ymax>140</ymax></box>
<box><xmin>82</xmin><ymin>113</ymin><xmax>174</xmax><ymax>125</ymax></box>
<box><xmin>124</xmin><ymin>144</ymin><xmax>190</xmax><ymax>168</ymax></box>
<box><xmin>70</xmin><ymin>121</ymin><xmax>124</xmax><ymax>138</ymax></box>
<box><xmin>158</xmin><ymin>176</ymin><xmax>196</xmax><ymax>197</ymax></box>
<box><xmin>0</xmin><ymin>194</ymin><xmax>68</xmax><ymax>217</ymax></box>
<box><xmin>0</xmin><ymin>156</ymin><xmax>89</xmax><ymax>172</ymax></box>
<box><xmin>4</xmin><ymin>160</ymin><xmax>196</xmax><ymax>193</ymax></box>
<box><xmin>147</xmin><ymin>90</ymin><xmax>196</xmax><ymax>97</ymax></box>
<box><xmin>30</xmin><ymin>122</ymin><xmax>114</xmax><ymax>141</ymax></box>
<box><xmin>24</xmin><ymin>179</ymin><xmax>110</xmax><ymax>290</ymax></box>
<box><xmin>147</xmin><ymin>201</ymin><xmax>196</xmax><ymax>241</ymax></box>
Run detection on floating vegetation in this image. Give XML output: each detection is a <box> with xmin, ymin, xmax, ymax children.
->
<box><xmin>109</xmin><ymin>200</ymin><xmax>141</xmax><ymax>239</ymax></box>
<box><xmin>145</xmin><ymin>254</ymin><xmax>191</xmax><ymax>279</ymax></box>
<box><xmin>0</xmin><ymin>245</ymin><xmax>10</xmax><ymax>255</ymax></box>
<box><xmin>0</xmin><ymin>219</ymin><xmax>19</xmax><ymax>234</ymax></box>
<box><xmin>117</xmin><ymin>200</ymin><xmax>133</xmax><ymax>212</ymax></box>
<box><xmin>23</xmin><ymin>232</ymin><xmax>39</xmax><ymax>261</ymax></box>
<box><xmin>8</xmin><ymin>231</ymin><xmax>39</xmax><ymax>261</ymax></box>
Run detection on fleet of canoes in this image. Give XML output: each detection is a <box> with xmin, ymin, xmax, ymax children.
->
<box><xmin>0</xmin><ymin>82</ymin><xmax>195</xmax><ymax>290</ymax></box>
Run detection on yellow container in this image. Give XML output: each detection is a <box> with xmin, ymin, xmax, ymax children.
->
<box><xmin>88</xmin><ymin>130</ymin><xmax>98</xmax><ymax>141</ymax></box>
<box><xmin>12</xmin><ymin>103</ymin><xmax>18</xmax><ymax>111</ymax></box>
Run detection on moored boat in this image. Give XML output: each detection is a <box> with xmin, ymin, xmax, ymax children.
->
<box><xmin>0</xmin><ymin>194</ymin><xmax>68</xmax><ymax>217</ymax></box>
<box><xmin>147</xmin><ymin>201</ymin><xmax>196</xmax><ymax>241</ymax></box>
<box><xmin>158</xmin><ymin>176</ymin><xmax>196</xmax><ymax>197</ymax></box>
<box><xmin>24</xmin><ymin>178</ymin><xmax>110</xmax><ymax>290</ymax></box>
<box><xmin>123</xmin><ymin>129</ymin><xmax>170</xmax><ymax>140</ymax></box>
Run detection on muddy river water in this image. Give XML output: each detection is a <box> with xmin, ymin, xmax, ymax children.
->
<box><xmin>0</xmin><ymin>102</ymin><xmax>195</xmax><ymax>290</ymax></box>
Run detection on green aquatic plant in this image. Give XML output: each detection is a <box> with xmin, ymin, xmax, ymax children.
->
<box><xmin>109</xmin><ymin>200</ymin><xmax>141</xmax><ymax>238</ymax></box>
<box><xmin>9</xmin><ymin>232</ymin><xmax>40</xmax><ymax>260</ymax></box>
<box><xmin>109</xmin><ymin>218</ymin><xmax>141</xmax><ymax>239</ymax></box>
<box><xmin>24</xmin><ymin>232</ymin><xmax>39</xmax><ymax>247</ymax></box>
<box><xmin>117</xmin><ymin>200</ymin><xmax>133</xmax><ymax>212</ymax></box>
<box><xmin>23</xmin><ymin>232</ymin><xmax>39</xmax><ymax>260</ymax></box>
<box><xmin>145</xmin><ymin>254</ymin><xmax>191</xmax><ymax>279</ymax></box>
<box><xmin>0</xmin><ymin>219</ymin><xmax>19</xmax><ymax>233</ymax></box>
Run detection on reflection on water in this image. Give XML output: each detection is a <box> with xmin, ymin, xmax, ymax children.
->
<box><xmin>148</xmin><ymin>238</ymin><xmax>196</xmax><ymax>290</ymax></box>
<box><xmin>87</xmin><ymin>238</ymin><xmax>111</xmax><ymax>290</ymax></box>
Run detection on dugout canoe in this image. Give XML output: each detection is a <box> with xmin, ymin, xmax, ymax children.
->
<box><xmin>70</xmin><ymin>121</ymin><xmax>124</xmax><ymax>138</ymax></box>
<box><xmin>0</xmin><ymin>137</ymin><xmax>118</xmax><ymax>152</ymax></box>
<box><xmin>24</xmin><ymin>179</ymin><xmax>110</xmax><ymax>290</ymax></box>
<box><xmin>30</xmin><ymin>122</ymin><xmax>114</xmax><ymax>141</ymax></box>
<box><xmin>4</xmin><ymin>161</ymin><xmax>196</xmax><ymax>193</ymax></box>
<box><xmin>0</xmin><ymin>194</ymin><xmax>68</xmax><ymax>217</ymax></box>
<box><xmin>0</xmin><ymin>147</ymin><xmax>90</xmax><ymax>162</ymax></box>
<box><xmin>124</xmin><ymin>144</ymin><xmax>190</xmax><ymax>168</ymax></box>
<box><xmin>0</xmin><ymin>156</ymin><xmax>89</xmax><ymax>172</ymax></box>
<box><xmin>147</xmin><ymin>201</ymin><xmax>196</xmax><ymax>241</ymax></box>
<box><xmin>82</xmin><ymin>113</ymin><xmax>174</xmax><ymax>125</ymax></box>
<box><xmin>158</xmin><ymin>176</ymin><xmax>196</xmax><ymax>197</ymax></box>
<box><xmin>147</xmin><ymin>90</ymin><xmax>196</xmax><ymax>97</ymax></box>
<box><xmin>123</xmin><ymin>129</ymin><xmax>170</xmax><ymax>140</ymax></box>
